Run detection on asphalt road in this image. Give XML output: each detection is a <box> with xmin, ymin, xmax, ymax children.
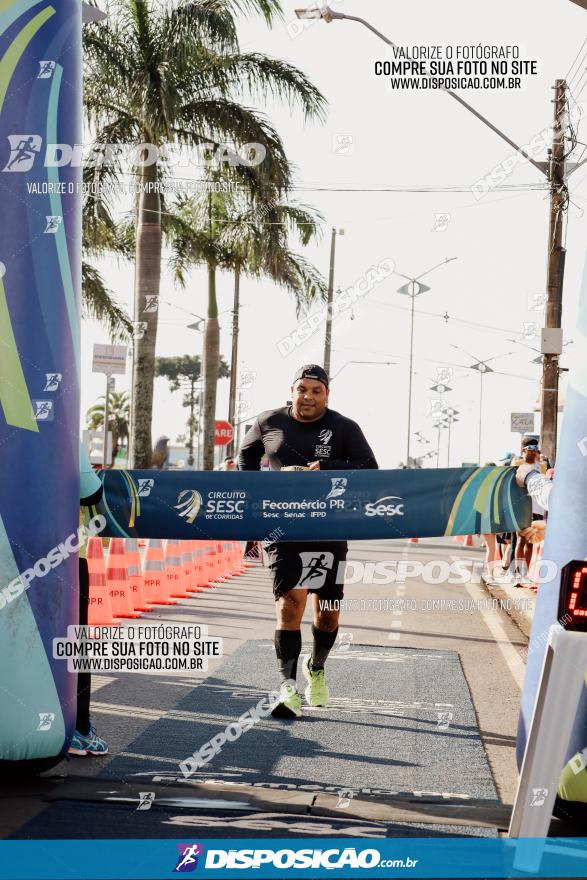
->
<box><xmin>2</xmin><ymin>537</ymin><xmax>534</xmax><ymax>840</ymax></box>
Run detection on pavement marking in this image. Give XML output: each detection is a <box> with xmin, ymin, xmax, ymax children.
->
<box><xmin>90</xmin><ymin>676</ymin><xmax>117</xmax><ymax>693</ymax></box>
<box><xmin>451</xmin><ymin>556</ymin><xmax>526</xmax><ymax>690</ymax></box>
<box><xmin>119</xmin><ymin>751</ymin><xmax>182</xmax><ymax>766</ymax></box>
<box><xmin>387</xmin><ymin>543</ymin><xmax>411</xmax><ymax>640</ymax></box>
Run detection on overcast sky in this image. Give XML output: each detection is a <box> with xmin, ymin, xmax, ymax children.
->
<box><xmin>82</xmin><ymin>0</ymin><xmax>587</xmax><ymax>468</ymax></box>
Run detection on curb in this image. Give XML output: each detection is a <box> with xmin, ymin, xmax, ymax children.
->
<box><xmin>480</xmin><ymin>573</ymin><xmax>536</xmax><ymax>639</ymax></box>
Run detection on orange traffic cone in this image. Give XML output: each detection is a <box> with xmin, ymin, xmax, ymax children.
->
<box><xmin>106</xmin><ymin>538</ymin><xmax>141</xmax><ymax>619</ymax></box>
<box><xmin>229</xmin><ymin>542</ymin><xmax>246</xmax><ymax>576</ymax></box>
<box><xmin>201</xmin><ymin>542</ymin><xmax>218</xmax><ymax>588</ymax></box>
<box><xmin>165</xmin><ymin>540</ymin><xmax>192</xmax><ymax>598</ymax></box>
<box><xmin>192</xmin><ymin>541</ymin><xmax>211</xmax><ymax>589</ymax></box>
<box><xmin>125</xmin><ymin>538</ymin><xmax>152</xmax><ymax>612</ymax></box>
<box><xmin>87</xmin><ymin>538</ymin><xmax>117</xmax><ymax>626</ymax></box>
<box><xmin>143</xmin><ymin>539</ymin><xmax>177</xmax><ymax>605</ymax></box>
<box><xmin>408</xmin><ymin>537</ymin><xmax>419</xmax><ymax>544</ymax></box>
<box><xmin>182</xmin><ymin>542</ymin><xmax>201</xmax><ymax>593</ymax></box>
<box><xmin>212</xmin><ymin>542</ymin><xmax>231</xmax><ymax>584</ymax></box>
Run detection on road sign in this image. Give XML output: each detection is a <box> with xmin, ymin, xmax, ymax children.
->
<box><xmin>214</xmin><ymin>420</ymin><xmax>233</xmax><ymax>446</ymax></box>
<box><xmin>511</xmin><ymin>412</ymin><xmax>535</xmax><ymax>434</ymax></box>
<box><xmin>92</xmin><ymin>344</ymin><xmax>127</xmax><ymax>375</ymax></box>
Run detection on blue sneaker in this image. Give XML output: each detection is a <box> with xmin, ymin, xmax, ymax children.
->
<box><xmin>68</xmin><ymin>724</ymin><xmax>108</xmax><ymax>756</ymax></box>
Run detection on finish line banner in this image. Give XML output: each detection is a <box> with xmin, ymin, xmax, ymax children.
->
<box><xmin>95</xmin><ymin>466</ymin><xmax>530</xmax><ymax>541</ymax></box>
<box><xmin>0</xmin><ymin>838</ymin><xmax>586</xmax><ymax>878</ymax></box>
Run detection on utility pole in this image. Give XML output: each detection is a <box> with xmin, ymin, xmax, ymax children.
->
<box><xmin>540</xmin><ymin>79</ymin><xmax>567</xmax><ymax>465</ymax></box>
<box><xmin>323</xmin><ymin>228</ymin><xmax>343</xmax><ymax>376</ymax></box>
<box><xmin>227</xmin><ymin>267</ymin><xmax>240</xmax><ymax>458</ymax></box>
<box><xmin>187</xmin><ymin>378</ymin><xmax>196</xmax><ymax>468</ymax></box>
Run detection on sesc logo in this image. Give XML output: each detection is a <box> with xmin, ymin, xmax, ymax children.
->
<box><xmin>175</xmin><ymin>490</ymin><xmax>203</xmax><ymax>524</ymax></box>
<box><xmin>364</xmin><ymin>496</ymin><xmax>405</xmax><ymax>518</ymax></box>
<box><xmin>205</xmin><ymin>491</ymin><xmax>246</xmax><ymax>519</ymax></box>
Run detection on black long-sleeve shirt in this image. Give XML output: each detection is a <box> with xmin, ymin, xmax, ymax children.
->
<box><xmin>238</xmin><ymin>406</ymin><xmax>378</xmax><ymax>472</ymax></box>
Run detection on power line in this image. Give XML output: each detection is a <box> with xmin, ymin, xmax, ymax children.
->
<box><xmin>365</xmin><ymin>298</ymin><xmax>521</xmax><ymax>338</ymax></box>
<box><xmin>333</xmin><ymin>345</ymin><xmax>539</xmax><ymax>381</ymax></box>
<box><xmin>97</xmin><ymin>167</ymin><xmax>549</xmax><ymax>195</ymax></box>
<box><xmin>566</xmin><ymin>38</ymin><xmax>587</xmax><ymax>83</ymax></box>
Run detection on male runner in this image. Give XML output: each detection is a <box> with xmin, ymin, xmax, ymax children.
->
<box><xmin>238</xmin><ymin>364</ymin><xmax>378</xmax><ymax>718</ymax></box>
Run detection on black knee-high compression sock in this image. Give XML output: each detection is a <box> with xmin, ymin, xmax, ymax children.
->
<box><xmin>274</xmin><ymin>629</ymin><xmax>302</xmax><ymax>683</ymax></box>
<box><xmin>311</xmin><ymin>625</ymin><xmax>338</xmax><ymax>670</ymax></box>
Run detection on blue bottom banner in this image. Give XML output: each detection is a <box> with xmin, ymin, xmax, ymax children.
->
<box><xmin>1</xmin><ymin>838</ymin><xmax>587</xmax><ymax>878</ymax></box>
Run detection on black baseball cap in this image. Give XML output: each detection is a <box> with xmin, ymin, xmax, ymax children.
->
<box><xmin>292</xmin><ymin>364</ymin><xmax>329</xmax><ymax>388</ymax></box>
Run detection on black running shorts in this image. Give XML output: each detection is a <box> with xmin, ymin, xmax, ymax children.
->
<box><xmin>264</xmin><ymin>541</ymin><xmax>348</xmax><ymax>601</ymax></box>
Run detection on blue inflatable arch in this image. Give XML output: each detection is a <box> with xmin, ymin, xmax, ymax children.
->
<box><xmin>0</xmin><ymin>0</ymin><xmax>81</xmax><ymax>773</ymax></box>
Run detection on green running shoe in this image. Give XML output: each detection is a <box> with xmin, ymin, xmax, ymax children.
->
<box><xmin>271</xmin><ymin>681</ymin><xmax>302</xmax><ymax>719</ymax></box>
<box><xmin>302</xmin><ymin>654</ymin><xmax>329</xmax><ymax>707</ymax></box>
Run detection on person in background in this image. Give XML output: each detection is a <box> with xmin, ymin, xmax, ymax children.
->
<box><xmin>219</xmin><ymin>457</ymin><xmax>236</xmax><ymax>471</ymax></box>
<box><xmin>482</xmin><ymin>462</ymin><xmax>503</xmax><ymax>583</ymax></box>
<box><xmin>513</xmin><ymin>443</ymin><xmax>545</xmax><ymax>584</ymax></box>
<box><xmin>515</xmin><ymin>461</ymin><xmax>554</xmax><ymax>548</ymax></box>
<box><xmin>151</xmin><ymin>435</ymin><xmax>170</xmax><ymax>469</ymax></box>
<box><xmin>68</xmin><ymin>445</ymin><xmax>109</xmax><ymax>756</ymax></box>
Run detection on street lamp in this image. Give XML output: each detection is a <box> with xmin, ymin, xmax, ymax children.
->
<box><xmin>323</xmin><ymin>227</ymin><xmax>345</xmax><ymax>376</ymax></box>
<box><xmin>427</xmin><ymin>377</ymin><xmax>453</xmax><ymax>469</ymax></box>
<box><xmin>294</xmin><ymin>7</ymin><xmax>547</xmax><ymax>176</ymax></box>
<box><xmin>441</xmin><ymin>408</ymin><xmax>460</xmax><ymax>467</ymax></box>
<box><xmin>186</xmin><ymin>320</ymin><xmax>205</xmax><ymax>468</ymax></box>
<box><xmin>451</xmin><ymin>344</ymin><xmax>513</xmax><ymax>465</ymax></box>
<box><xmin>294</xmin><ymin>5</ymin><xmax>571</xmax><ymax>462</ymax></box>
<box><xmin>295</xmin><ymin>4</ymin><xmax>340</xmax><ymax>21</ymax></box>
<box><xmin>394</xmin><ymin>257</ymin><xmax>457</xmax><ymax>467</ymax></box>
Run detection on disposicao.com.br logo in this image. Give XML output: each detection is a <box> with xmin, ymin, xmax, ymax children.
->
<box><xmin>194</xmin><ymin>845</ymin><xmax>418</xmax><ymax>871</ymax></box>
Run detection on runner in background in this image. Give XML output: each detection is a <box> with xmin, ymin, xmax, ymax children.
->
<box><xmin>238</xmin><ymin>365</ymin><xmax>377</xmax><ymax>719</ymax></box>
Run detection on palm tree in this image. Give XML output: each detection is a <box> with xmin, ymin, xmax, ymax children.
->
<box><xmin>83</xmin><ymin>0</ymin><xmax>326</xmax><ymax>468</ymax></box>
<box><xmin>82</xmin><ymin>182</ymin><xmax>134</xmax><ymax>341</ymax></box>
<box><xmin>168</xmin><ymin>190</ymin><xmax>327</xmax><ymax>463</ymax></box>
<box><xmin>87</xmin><ymin>390</ymin><xmax>130</xmax><ymax>464</ymax></box>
